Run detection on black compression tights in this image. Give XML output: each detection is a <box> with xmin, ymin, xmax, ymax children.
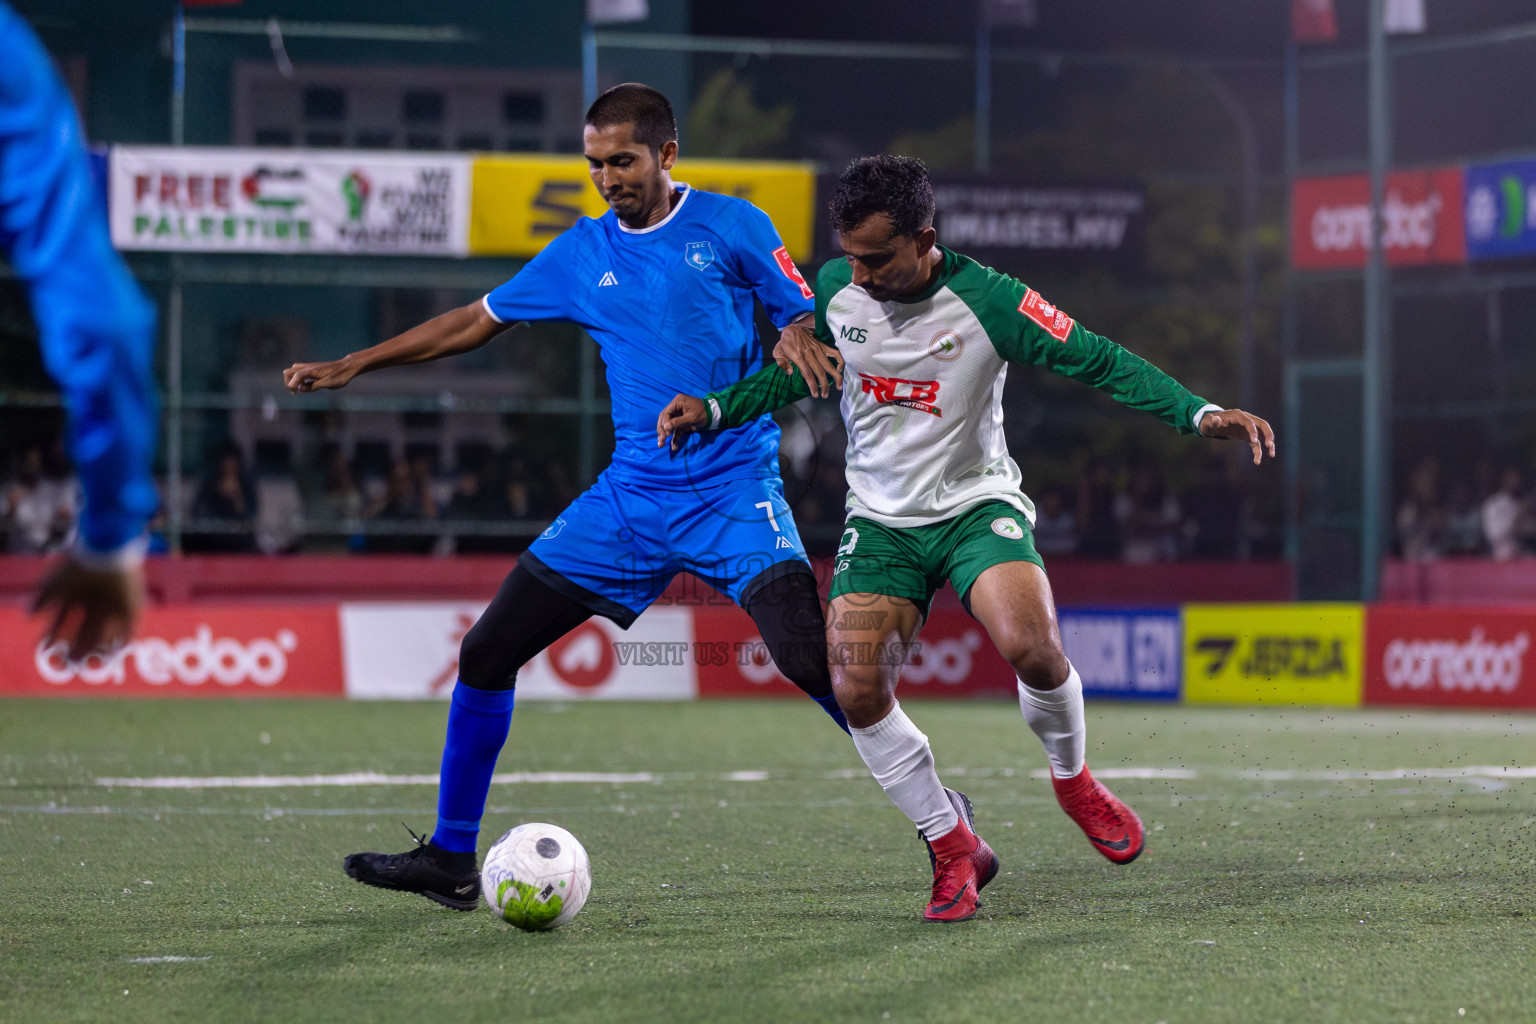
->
<box><xmin>456</xmin><ymin>563</ymin><xmax>834</xmax><ymax>703</ymax></box>
<box><xmin>741</xmin><ymin>568</ymin><xmax>835</xmax><ymax>702</ymax></box>
<box><xmin>456</xmin><ymin>565</ymin><xmax>592</xmax><ymax>691</ymax></box>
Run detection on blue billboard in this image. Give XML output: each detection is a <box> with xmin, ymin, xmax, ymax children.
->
<box><xmin>1058</xmin><ymin>607</ymin><xmax>1181</xmax><ymax>701</ymax></box>
<box><xmin>1465</xmin><ymin>158</ymin><xmax>1536</xmax><ymax>261</ymax></box>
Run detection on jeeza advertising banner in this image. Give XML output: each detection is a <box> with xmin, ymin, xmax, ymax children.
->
<box><xmin>1465</xmin><ymin>158</ymin><xmax>1536</xmax><ymax>262</ymax></box>
<box><xmin>109</xmin><ymin>146</ymin><xmax>471</xmax><ymax>255</ymax></box>
<box><xmin>1183</xmin><ymin>604</ymin><xmax>1363</xmax><ymax>706</ymax></box>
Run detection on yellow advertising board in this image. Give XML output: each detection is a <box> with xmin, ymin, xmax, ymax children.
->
<box><xmin>469</xmin><ymin>155</ymin><xmax>817</xmax><ymax>262</ymax></box>
<box><xmin>1183</xmin><ymin>604</ymin><xmax>1364</xmax><ymax>706</ymax></box>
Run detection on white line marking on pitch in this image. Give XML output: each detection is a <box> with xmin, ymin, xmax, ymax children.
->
<box><xmin>89</xmin><ymin>765</ymin><xmax>1536</xmax><ymax>790</ymax></box>
<box><xmin>122</xmin><ymin>956</ymin><xmax>212</xmax><ymax>964</ymax></box>
<box><xmin>95</xmin><ymin>771</ymin><xmax>656</xmax><ymax>789</ymax></box>
<box><xmin>1027</xmin><ymin>766</ymin><xmax>1536</xmax><ymax>781</ymax></box>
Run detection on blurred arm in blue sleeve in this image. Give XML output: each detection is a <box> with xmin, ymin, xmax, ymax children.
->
<box><xmin>0</xmin><ymin>3</ymin><xmax>158</xmax><ymax>562</ymax></box>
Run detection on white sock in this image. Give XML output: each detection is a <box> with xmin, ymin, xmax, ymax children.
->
<box><xmin>849</xmin><ymin>701</ymin><xmax>959</xmax><ymax>841</ymax></box>
<box><xmin>1018</xmin><ymin>663</ymin><xmax>1087</xmax><ymax>779</ymax></box>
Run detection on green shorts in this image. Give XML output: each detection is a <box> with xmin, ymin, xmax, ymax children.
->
<box><xmin>828</xmin><ymin>500</ymin><xmax>1045</xmax><ymax>617</ymax></box>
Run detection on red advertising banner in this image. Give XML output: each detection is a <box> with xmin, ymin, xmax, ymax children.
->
<box><xmin>1291</xmin><ymin>167</ymin><xmax>1465</xmax><ymax>270</ymax></box>
<box><xmin>692</xmin><ymin>604</ymin><xmax>1016</xmax><ymax>699</ymax></box>
<box><xmin>0</xmin><ymin>605</ymin><xmax>344</xmax><ymax>697</ymax></box>
<box><xmin>1365</xmin><ymin>605</ymin><xmax>1536</xmax><ymax>709</ymax></box>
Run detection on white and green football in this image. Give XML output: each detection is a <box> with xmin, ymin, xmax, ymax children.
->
<box><xmin>481</xmin><ymin>823</ymin><xmax>591</xmax><ymax>931</ymax></box>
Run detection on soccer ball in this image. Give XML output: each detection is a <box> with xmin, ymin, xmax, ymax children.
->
<box><xmin>481</xmin><ymin>823</ymin><xmax>591</xmax><ymax>931</ymax></box>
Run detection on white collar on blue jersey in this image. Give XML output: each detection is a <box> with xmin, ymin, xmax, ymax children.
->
<box><xmin>615</xmin><ymin>183</ymin><xmax>692</xmax><ymax>235</ymax></box>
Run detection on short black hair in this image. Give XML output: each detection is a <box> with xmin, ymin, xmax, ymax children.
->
<box><xmin>584</xmin><ymin>83</ymin><xmax>677</xmax><ymax>151</ymax></box>
<box><xmin>829</xmin><ymin>155</ymin><xmax>935</xmax><ymax>238</ymax></box>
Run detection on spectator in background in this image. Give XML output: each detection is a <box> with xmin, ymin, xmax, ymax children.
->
<box><xmin>1117</xmin><ymin>464</ymin><xmax>1180</xmax><ymax>564</ymax></box>
<box><xmin>1182</xmin><ymin>455</ymin><xmax>1243</xmax><ymax>559</ymax></box>
<box><xmin>1442</xmin><ymin>480</ymin><xmax>1484</xmax><ymax>556</ymax></box>
<box><xmin>367</xmin><ymin>456</ymin><xmax>438</xmax><ymax>521</ymax></box>
<box><xmin>2</xmin><ymin>441</ymin><xmax>76</xmax><ymax>553</ymax></box>
<box><xmin>498</xmin><ymin>452</ymin><xmax>534</xmax><ymax>520</ymax></box>
<box><xmin>410</xmin><ymin>452</ymin><xmax>448</xmax><ymax>516</ymax></box>
<box><xmin>1394</xmin><ymin>456</ymin><xmax>1444</xmax><ymax>561</ymax></box>
<box><xmin>445</xmin><ymin>462</ymin><xmax>510</xmax><ymax>554</ymax></box>
<box><xmin>185</xmin><ymin>443</ymin><xmax>257</xmax><ymax>553</ymax></box>
<box><xmin>1482</xmin><ymin>466</ymin><xmax>1530</xmax><ymax>561</ymax></box>
<box><xmin>1031</xmin><ymin>487</ymin><xmax>1077</xmax><ymax>557</ymax></box>
<box><xmin>1075</xmin><ymin>458</ymin><xmax>1121</xmax><ymax>559</ymax></box>
<box><xmin>314</xmin><ymin>447</ymin><xmax>363</xmax><ymax>523</ymax></box>
<box><xmin>365</xmin><ymin>455</ymin><xmax>437</xmax><ymax>553</ymax></box>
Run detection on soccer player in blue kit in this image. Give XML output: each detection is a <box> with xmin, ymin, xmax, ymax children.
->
<box><xmin>1</xmin><ymin>3</ymin><xmax>159</xmax><ymax>659</ymax></box>
<box><xmin>283</xmin><ymin>84</ymin><xmax>848</xmax><ymax>909</ymax></box>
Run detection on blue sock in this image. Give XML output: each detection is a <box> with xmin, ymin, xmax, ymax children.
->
<box><xmin>430</xmin><ymin>681</ymin><xmax>515</xmax><ymax>854</ymax></box>
<box><xmin>814</xmin><ymin>693</ymin><xmax>851</xmax><ymax>734</ymax></box>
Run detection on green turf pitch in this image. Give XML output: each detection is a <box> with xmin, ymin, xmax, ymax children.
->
<box><xmin>2</xmin><ymin>700</ymin><xmax>1534</xmax><ymax>1024</ymax></box>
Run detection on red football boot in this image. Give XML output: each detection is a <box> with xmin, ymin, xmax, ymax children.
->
<box><xmin>1052</xmin><ymin>764</ymin><xmax>1145</xmax><ymax>864</ymax></box>
<box><xmin>923</xmin><ymin>817</ymin><xmax>999</xmax><ymax>923</ymax></box>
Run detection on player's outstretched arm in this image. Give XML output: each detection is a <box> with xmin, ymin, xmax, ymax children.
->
<box><xmin>283</xmin><ymin>300</ymin><xmax>506</xmax><ymax>393</ymax></box>
<box><xmin>772</xmin><ymin>317</ymin><xmax>843</xmax><ymax>399</ymax></box>
<box><xmin>1198</xmin><ymin>408</ymin><xmax>1277</xmax><ymax>466</ymax></box>
<box><xmin>656</xmin><ymin>357</ymin><xmax>825</xmax><ymax>451</ymax></box>
<box><xmin>657</xmin><ymin>394</ymin><xmax>709</xmax><ymax>452</ymax></box>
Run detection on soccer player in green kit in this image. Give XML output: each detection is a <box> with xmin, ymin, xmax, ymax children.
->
<box><xmin>658</xmin><ymin>156</ymin><xmax>1275</xmax><ymax>923</ymax></box>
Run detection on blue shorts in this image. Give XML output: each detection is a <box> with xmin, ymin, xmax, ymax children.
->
<box><xmin>520</xmin><ymin>472</ymin><xmax>810</xmax><ymax>628</ymax></box>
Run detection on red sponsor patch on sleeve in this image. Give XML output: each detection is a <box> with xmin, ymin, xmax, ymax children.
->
<box><xmin>1019</xmin><ymin>288</ymin><xmax>1075</xmax><ymax>342</ymax></box>
<box><xmin>772</xmin><ymin>246</ymin><xmax>814</xmax><ymax>300</ymax></box>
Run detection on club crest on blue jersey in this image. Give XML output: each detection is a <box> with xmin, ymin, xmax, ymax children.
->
<box><xmin>684</xmin><ymin>241</ymin><xmax>716</xmax><ymax>270</ymax></box>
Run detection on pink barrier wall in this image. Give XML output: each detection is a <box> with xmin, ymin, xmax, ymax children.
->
<box><xmin>0</xmin><ymin>555</ymin><xmax>1294</xmax><ymax>606</ymax></box>
<box><xmin>1380</xmin><ymin>559</ymin><xmax>1536</xmax><ymax>605</ymax></box>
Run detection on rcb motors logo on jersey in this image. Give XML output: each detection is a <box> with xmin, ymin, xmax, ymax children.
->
<box><xmin>860</xmin><ymin>374</ymin><xmax>942</xmax><ymax>417</ymax></box>
<box><xmin>1019</xmin><ymin>288</ymin><xmax>1075</xmax><ymax>342</ymax></box>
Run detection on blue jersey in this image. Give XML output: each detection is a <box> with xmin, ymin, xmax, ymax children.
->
<box><xmin>0</xmin><ymin>3</ymin><xmax>157</xmax><ymax>555</ymax></box>
<box><xmin>483</xmin><ymin>185</ymin><xmax>814</xmax><ymax>490</ymax></box>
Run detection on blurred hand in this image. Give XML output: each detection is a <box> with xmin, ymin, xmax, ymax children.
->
<box><xmin>773</xmin><ymin>320</ymin><xmax>842</xmax><ymax>399</ymax></box>
<box><xmin>656</xmin><ymin>394</ymin><xmax>709</xmax><ymax>452</ymax></box>
<box><xmin>1199</xmin><ymin>408</ymin><xmax>1277</xmax><ymax>466</ymax></box>
<box><xmin>32</xmin><ymin>557</ymin><xmax>145</xmax><ymax>661</ymax></box>
<box><xmin>283</xmin><ymin>358</ymin><xmax>358</xmax><ymax>394</ymax></box>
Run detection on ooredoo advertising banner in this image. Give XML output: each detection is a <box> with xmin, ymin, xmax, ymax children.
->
<box><xmin>1183</xmin><ymin>603</ymin><xmax>1363</xmax><ymax>706</ymax></box>
<box><xmin>109</xmin><ymin>146</ymin><xmax>472</xmax><ymax>255</ymax></box>
<box><xmin>1059</xmin><ymin>607</ymin><xmax>1182</xmax><ymax>701</ymax></box>
<box><xmin>692</xmin><ymin>604</ymin><xmax>1017</xmax><ymax>698</ymax></box>
<box><xmin>0</xmin><ymin>605</ymin><xmax>343</xmax><ymax>697</ymax></box>
<box><xmin>1291</xmin><ymin>167</ymin><xmax>1465</xmax><ymax>270</ymax></box>
<box><xmin>339</xmin><ymin>602</ymin><xmax>697</xmax><ymax>701</ymax></box>
<box><xmin>1365</xmin><ymin>606</ymin><xmax>1536</xmax><ymax>708</ymax></box>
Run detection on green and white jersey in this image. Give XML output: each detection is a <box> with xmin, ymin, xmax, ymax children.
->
<box><xmin>706</xmin><ymin>245</ymin><xmax>1218</xmax><ymax>529</ymax></box>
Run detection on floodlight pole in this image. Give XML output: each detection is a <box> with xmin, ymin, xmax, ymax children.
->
<box><xmin>582</xmin><ymin>22</ymin><xmax>599</xmax><ymax>109</ymax></box>
<box><xmin>1361</xmin><ymin>1</ymin><xmax>1392</xmax><ymax>599</ymax></box>
<box><xmin>168</xmin><ymin>1</ymin><xmax>186</xmax><ymax>552</ymax></box>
